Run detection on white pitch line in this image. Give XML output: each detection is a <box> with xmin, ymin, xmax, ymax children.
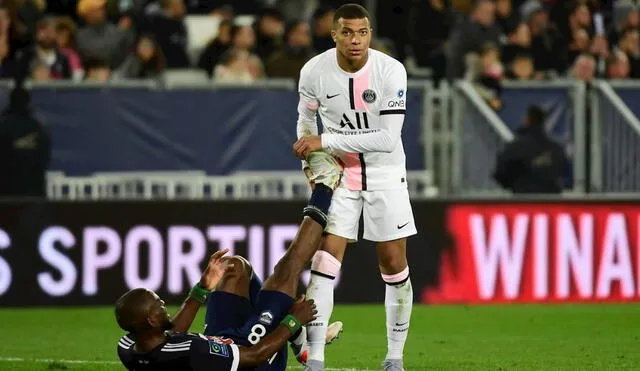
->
<box><xmin>0</xmin><ymin>357</ymin><xmax>120</xmax><ymax>365</ymax></box>
<box><xmin>0</xmin><ymin>357</ymin><xmax>373</xmax><ymax>370</ymax></box>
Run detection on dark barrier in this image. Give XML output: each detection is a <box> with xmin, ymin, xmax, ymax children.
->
<box><xmin>0</xmin><ymin>200</ymin><xmax>638</xmax><ymax>306</ymax></box>
<box><xmin>0</xmin><ymin>86</ymin><xmax>426</xmax><ymax>175</ymax></box>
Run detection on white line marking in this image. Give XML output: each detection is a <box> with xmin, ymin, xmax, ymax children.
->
<box><xmin>0</xmin><ymin>357</ymin><xmax>120</xmax><ymax>365</ymax></box>
<box><xmin>0</xmin><ymin>357</ymin><xmax>373</xmax><ymax>370</ymax></box>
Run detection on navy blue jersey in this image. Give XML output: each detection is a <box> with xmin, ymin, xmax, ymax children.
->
<box><xmin>117</xmin><ymin>332</ymin><xmax>240</xmax><ymax>371</ymax></box>
<box><xmin>204</xmin><ymin>290</ymin><xmax>294</xmax><ymax>371</ymax></box>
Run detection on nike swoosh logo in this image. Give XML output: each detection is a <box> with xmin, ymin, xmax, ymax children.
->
<box><xmin>397</xmin><ymin>222</ymin><xmax>409</xmax><ymax>229</ymax></box>
<box><xmin>395</xmin><ymin>322</ymin><xmax>409</xmax><ymax>326</ymax></box>
<box><xmin>326</xmin><ymin>93</ymin><xmax>340</xmax><ymax>99</ymax></box>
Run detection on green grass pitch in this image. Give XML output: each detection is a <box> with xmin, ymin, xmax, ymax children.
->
<box><xmin>0</xmin><ymin>304</ymin><xmax>638</xmax><ymax>370</ymax></box>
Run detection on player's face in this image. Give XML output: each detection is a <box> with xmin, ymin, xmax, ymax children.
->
<box><xmin>332</xmin><ymin>17</ymin><xmax>372</xmax><ymax>64</ymax></box>
<box><xmin>148</xmin><ymin>291</ymin><xmax>173</xmax><ymax>330</ymax></box>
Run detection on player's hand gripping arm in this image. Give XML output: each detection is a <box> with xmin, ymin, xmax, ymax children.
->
<box><xmin>171</xmin><ymin>249</ymin><xmax>233</xmax><ymax>333</ymax></box>
<box><xmin>238</xmin><ymin>296</ymin><xmax>317</xmax><ymax>367</ymax></box>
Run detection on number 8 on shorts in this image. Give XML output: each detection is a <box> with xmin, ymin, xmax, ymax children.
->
<box><xmin>248</xmin><ymin>324</ymin><xmax>267</xmax><ymax>345</ymax></box>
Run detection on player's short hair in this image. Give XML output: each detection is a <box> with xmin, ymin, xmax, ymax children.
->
<box><xmin>526</xmin><ymin>105</ymin><xmax>546</xmax><ymax>126</ymax></box>
<box><xmin>332</xmin><ymin>4</ymin><xmax>370</xmax><ymax>28</ymax></box>
<box><xmin>115</xmin><ymin>288</ymin><xmax>154</xmax><ymax>333</ymax></box>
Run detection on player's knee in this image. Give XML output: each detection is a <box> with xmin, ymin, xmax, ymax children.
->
<box><xmin>225</xmin><ymin>256</ymin><xmax>253</xmax><ymax>279</ymax></box>
<box><xmin>378</xmin><ymin>251</ymin><xmax>408</xmax><ymax>275</ymax></box>
<box><xmin>215</xmin><ymin>256</ymin><xmax>252</xmax><ymax>292</ymax></box>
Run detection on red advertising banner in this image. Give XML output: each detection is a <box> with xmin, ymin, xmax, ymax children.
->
<box><xmin>423</xmin><ymin>203</ymin><xmax>640</xmax><ymax>304</ymax></box>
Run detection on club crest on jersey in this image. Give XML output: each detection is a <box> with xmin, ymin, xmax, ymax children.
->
<box><xmin>259</xmin><ymin>311</ymin><xmax>274</xmax><ymax>325</ymax></box>
<box><xmin>362</xmin><ymin>89</ymin><xmax>377</xmax><ymax>103</ymax></box>
<box><xmin>208</xmin><ymin>341</ymin><xmax>230</xmax><ymax>358</ymax></box>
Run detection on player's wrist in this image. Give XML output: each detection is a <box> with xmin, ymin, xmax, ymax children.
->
<box><xmin>189</xmin><ymin>283</ymin><xmax>211</xmax><ymax>304</ymax></box>
<box><xmin>280</xmin><ymin>314</ymin><xmax>302</xmax><ymax>336</ymax></box>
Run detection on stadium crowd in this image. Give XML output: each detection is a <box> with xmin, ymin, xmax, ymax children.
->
<box><xmin>0</xmin><ymin>0</ymin><xmax>637</xmax><ymax>87</ymax></box>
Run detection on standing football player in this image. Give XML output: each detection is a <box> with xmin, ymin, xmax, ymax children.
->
<box><xmin>293</xmin><ymin>4</ymin><xmax>415</xmax><ymax>371</ymax></box>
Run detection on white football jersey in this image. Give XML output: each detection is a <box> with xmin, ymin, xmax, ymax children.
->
<box><xmin>297</xmin><ymin>48</ymin><xmax>408</xmax><ymax>191</ymax></box>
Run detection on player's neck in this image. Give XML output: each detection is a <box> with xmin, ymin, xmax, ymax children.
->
<box><xmin>134</xmin><ymin>332</ymin><xmax>167</xmax><ymax>353</ymax></box>
<box><xmin>337</xmin><ymin>51</ymin><xmax>368</xmax><ymax>73</ymax></box>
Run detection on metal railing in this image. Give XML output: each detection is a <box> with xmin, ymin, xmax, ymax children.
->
<box><xmin>46</xmin><ymin>170</ymin><xmax>437</xmax><ymax>201</ymax></box>
<box><xmin>451</xmin><ymin>81</ymin><xmax>513</xmax><ymax>195</ymax></box>
<box><xmin>590</xmin><ymin>80</ymin><xmax>640</xmax><ymax>192</ymax></box>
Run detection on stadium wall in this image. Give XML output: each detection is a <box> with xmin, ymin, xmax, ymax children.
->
<box><xmin>0</xmin><ymin>199</ymin><xmax>638</xmax><ymax>306</ymax></box>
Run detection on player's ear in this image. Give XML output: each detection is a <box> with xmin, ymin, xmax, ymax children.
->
<box><xmin>331</xmin><ymin>29</ymin><xmax>337</xmax><ymax>43</ymax></box>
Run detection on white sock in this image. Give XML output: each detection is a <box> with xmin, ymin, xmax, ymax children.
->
<box><xmin>382</xmin><ymin>268</ymin><xmax>413</xmax><ymax>360</ymax></box>
<box><xmin>306</xmin><ymin>251</ymin><xmax>341</xmax><ymax>363</ymax></box>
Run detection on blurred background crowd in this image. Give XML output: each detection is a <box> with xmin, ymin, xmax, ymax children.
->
<box><xmin>0</xmin><ymin>0</ymin><xmax>636</xmax><ymax>87</ymax></box>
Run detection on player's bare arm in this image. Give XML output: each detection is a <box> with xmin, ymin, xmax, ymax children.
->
<box><xmin>171</xmin><ymin>249</ymin><xmax>234</xmax><ymax>333</ymax></box>
<box><xmin>238</xmin><ymin>296</ymin><xmax>317</xmax><ymax>367</ymax></box>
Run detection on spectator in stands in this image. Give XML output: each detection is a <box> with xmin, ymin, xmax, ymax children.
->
<box><xmin>14</xmin><ymin>17</ymin><xmax>72</xmax><ymax>81</ymax></box>
<box><xmin>608</xmin><ymin>3</ymin><xmax>639</xmax><ymax>46</ymax></box>
<box><xmin>224</xmin><ymin>24</ymin><xmax>263</xmax><ymax>80</ymax></box>
<box><xmin>605</xmin><ymin>50</ymin><xmax>630</xmax><ymax>80</ymax></box>
<box><xmin>84</xmin><ymin>57</ymin><xmax>112</xmax><ymax>81</ymax></box>
<box><xmin>76</xmin><ymin>0</ymin><xmax>134</xmax><ymax>69</ymax></box>
<box><xmin>55</xmin><ymin>17</ymin><xmax>84</xmax><ymax>81</ymax></box>
<box><xmin>213</xmin><ymin>48</ymin><xmax>255</xmax><ymax>83</ymax></box>
<box><xmin>29</xmin><ymin>59</ymin><xmax>51</xmax><ymax>81</ymax></box>
<box><xmin>0</xmin><ymin>86</ymin><xmax>51</xmax><ymax>198</ymax></box>
<box><xmin>253</xmin><ymin>8</ymin><xmax>285</xmax><ymax>61</ymax></box>
<box><xmin>143</xmin><ymin>0</ymin><xmax>190</xmax><ymax>68</ymax></box>
<box><xmin>408</xmin><ymin>0</ymin><xmax>454</xmax><ymax>81</ymax></box>
<box><xmin>506</xmin><ymin>53</ymin><xmax>536</xmax><ymax>80</ymax></box>
<box><xmin>114</xmin><ymin>35</ymin><xmax>166</xmax><ymax>79</ymax></box>
<box><xmin>7</xmin><ymin>0</ymin><xmax>45</xmax><ymax>50</ymax></box>
<box><xmin>565</xmin><ymin>4</ymin><xmax>593</xmax><ymax>39</ymax></box>
<box><xmin>496</xmin><ymin>0</ymin><xmax>520</xmax><ymax>33</ymax></box>
<box><xmin>616</xmin><ymin>27</ymin><xmax>640</xmax><ymax>78</ymax></box>
<box><xmin>197</xmin><ymin>19</ymin><xmax>232</xmax><ymax>77</ymax></box>
<box><xmin>466</xmin><ymin>42</ymin><xmax>504</xmax><ymax>111</ymax></box>
<box><xmin>568</xmin><ymin>28</ymin><xmax>591</xmax><ymax>66</ymax></box>
<box><xmin>265</xmin><ymin>20</ymin><xmax>314</xmax><ymax>83</ymax></box>
<box><xmin>446</xmin><ymin>0</ymin><xmax>502</xmax><ymax>80</ymax></box>
<box><xmin>570</xmin><ymin>53</ymin><xmax>596</xmax><ymax>81</ymax></box>
<box><xmin>528</xmin><ymin>7</ymin><xmax>568</xmax><ymax>76</ymax></box>
<box><xmin>501</xmin><ymin>22</ymin><xmax>531</xmax><ymax>67</ymax></box>
<box><xmin>311</xmin><ymin>6</ymin><xmax>334</xmax><ymax>53</ymax></box>
<box><xmin>493</xmin><ymin>105</ymin><xmax>567</xmax><ymax>194</ymax></box>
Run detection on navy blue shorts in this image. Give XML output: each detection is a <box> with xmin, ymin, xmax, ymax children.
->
<box><xmin>204</xmin><ymin>290</ymin><xmax>294</xmax><ymax>371</ymax></box>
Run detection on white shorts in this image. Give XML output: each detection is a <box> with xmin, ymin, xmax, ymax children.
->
<box><xmin>325</xmin><ymin>187</ymin><xmax>417</xmax><ymax>242</ymax></box>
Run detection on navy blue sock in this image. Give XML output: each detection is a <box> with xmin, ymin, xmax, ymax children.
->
<box><xmin>303</xmin><ymin>184</ymin><xmax>333</xmax><ymax>228</ymax></box>
<box><xmin>249</xmin><ymin>271</ymin><xmax>263</xmax><ymax>308</ymax></box>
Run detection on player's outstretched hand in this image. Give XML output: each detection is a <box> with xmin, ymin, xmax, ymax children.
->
<box><xmin>293</xmin><ymin>135</ymin><xmax>322</xmax><ymax>159</ymax></box>
<box><xmin>289</xmin><ymin>295</ymin><xmax>317</xmax><ymax>325</ymax></box>
<box><xmin>199</xmin><ymin>249</ymin><xmax>234</xmax><ymax>291</ymax></box>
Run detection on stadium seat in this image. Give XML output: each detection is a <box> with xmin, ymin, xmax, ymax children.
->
<box><xmin>161</xmin><ymin>69</ymin><xmax>211</xmax><ymax>87</ymax></box>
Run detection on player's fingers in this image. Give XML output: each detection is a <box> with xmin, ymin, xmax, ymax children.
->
<box><xmin>212</xmin><ymin>248</ymin><xmax>230</xmax><ymax>260</ymax></box>
<box><xmin>293</xmin><ymin>139</ymin><xmax>305</xmax><ymax>152</ymax></box>
<box><xmin>296</xmin><ymin>294</ymin><xmax>306</xmax><ymax>303</ymax></box>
